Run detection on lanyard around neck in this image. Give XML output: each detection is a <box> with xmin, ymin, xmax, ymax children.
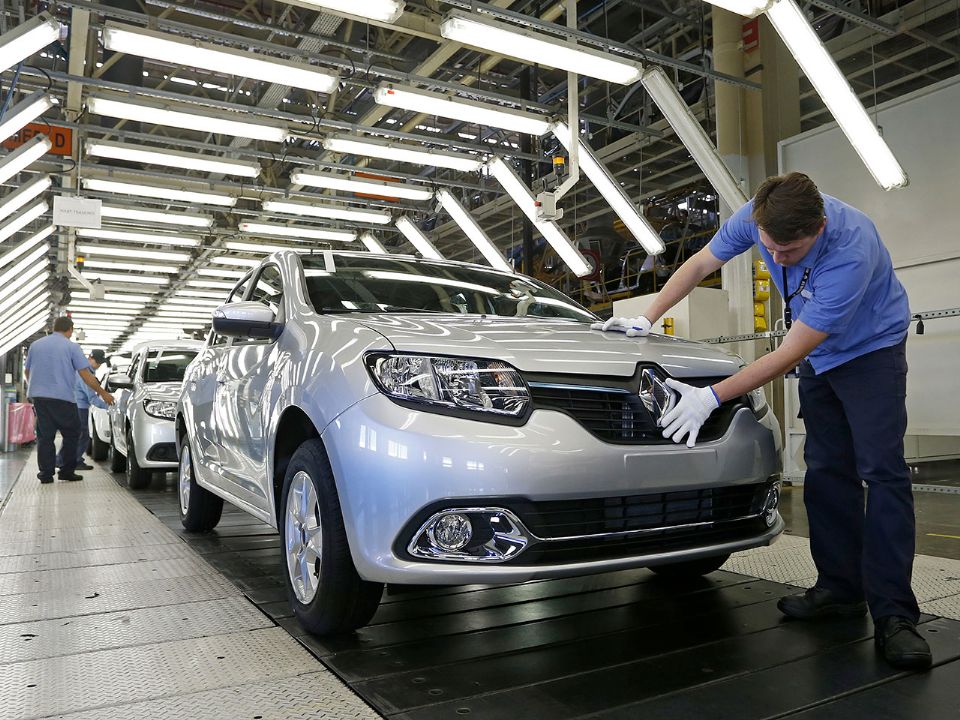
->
<box><xmin>782</xmin><ymin>266</ymin><xmax>812</xmax><ymax>330</ymax></box>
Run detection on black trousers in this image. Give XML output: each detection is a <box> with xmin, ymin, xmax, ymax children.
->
<box><xmin>34</xmin><ymin>397</ymin><xmax>81</xmax><ymax>479</ymax></box>
<box><xmin>799</xmin><ymin>339</ymin><xmax>919</xmax><ymax>622</ymax></box>
<box><xmin>56</xmin><ymin>408</ymin><xmax>89</xmax><ymax>466</ymax></box>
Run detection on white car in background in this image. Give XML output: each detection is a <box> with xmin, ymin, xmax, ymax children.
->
<box><xmin>108</xmin><ymin>341</ymin><xmax>202</xmax><ymax>488</ymax></box>
<box><xmin>89</xmin><ymin>352</ymin><xmax>130</xmax><ymax>461</ymax></box>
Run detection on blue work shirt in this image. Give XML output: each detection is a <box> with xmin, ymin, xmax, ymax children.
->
<box><xmin>25</xmin><ymin>333</ymin><xmax>90</xmax><ymax>403</ymax></box>
<box><xmin>74</xmin><ymin>366</ymin><xmax>107</xmax><ymax>410</ymax></box>
<box><xmin>709</xmin><ymin>194</ymin><xmax>910</xmax><ymax>374</ymax></box>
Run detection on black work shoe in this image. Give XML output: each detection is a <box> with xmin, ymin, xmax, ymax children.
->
<box><xmin>777</xmin><ymin>586</ymin><xmax>868</xmax><ymax>620</ymax></box>
<box><xmin>875</xmin><ymin>616</ymin><xmax>932</xmax><ymax>670</ymax></box>
<box><xmin>76</xmin><ymin>462</ymin><xmax>94</xmax><ymax>471</ymax></box>
<box><xmin>58</xmin><ymin>473</ymin><xmax>83</xmax><ymax>482</ymax></box>
<box><xmin>37</xmin><ymin>473</ymin><xmax>53</xmax><ymax>484</ymax></box>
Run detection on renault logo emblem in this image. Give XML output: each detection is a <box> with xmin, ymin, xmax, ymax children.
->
<box><xmin>639</xmin><ymin>368</ymin><xmax>676</xmax><ymax>423</ymax></box>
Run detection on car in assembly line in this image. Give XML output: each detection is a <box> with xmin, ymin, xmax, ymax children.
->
<box><xmin>108</xmin><ymin>341</ymin><xmax>202</xmax><ymax>488</ymax></box>
<box><xmin>176</xmin><ymin>251</ymin><xmax>783</xmax><ymax>635</ymax></box>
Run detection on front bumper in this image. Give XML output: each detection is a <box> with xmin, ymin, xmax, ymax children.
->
<box><xmin>321</xmin><ymin>392</ymin><xmax>782</xmax><ymax>585</ymax></box>
<box><xmin>130</xmin><ymin>408</ymin><xmax>178</xmax><ymax>469</ymax></box>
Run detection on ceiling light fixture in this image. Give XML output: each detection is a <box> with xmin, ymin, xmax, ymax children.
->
<box><xmin>290</xmin><ymin>169</ymin><xmax>434</xmax><ymax>201</ymax></box>
<box><xmin>87</xmin><ymin>95</ymin><xmax>290</xmax><ymax>144</ymax></box>
<box><xmin>86</xmin><ymin>139</ymin><xmax>261</xmax><ymax>178</ymax></box>
<box><xmin>701</xmin><ymin>0</ymin><xmax>773</xmax><ymax>18</ymax></box>
<box><xmin>210</xmin><ymin>257</ymin><xmax>260</xmax><ymax>268</ymax></box>
<box><xmin>0</xmin><ymin>13</ymin><xmax>60</xmax><ymax>74</ymax></box>
<box><xmin>0</xmin><ymin>200</ymin><xmax>47</xmax><ymax>243</ymax></box>
<box><xmin>0</xmin><ymin>135</ymin><xmax>52</xmax><ymax>185</ymax></box>
<box><xmin>487</xmin><ymin>157</ymin><xmax>591</xmax><ymax>277</ymax></box>
<box><xmin>185</xmin><ymin>279</ymin><xmax>236</xmax><ymax>290</ymax></box>
<box><xmin>0</xmin><ymin>273</ymin><xmax>47</xmax><ymax>316</ymax></box>
<box><xmin>0</xmin><ymin>92</ymin><xmax>55</xmax><ymax>144</ymax></box>
<box><xmin>100</xmin><ymin>204</ymin><xmax>214</xmax><ymax>228</ymax></box>
<box><xmin>239</xmin><ymin>221</ymin><xmax>356</xmax><ymax>243</ymax></box>
<box><xmin>223</xmin><ymin>241</ymin><xmax>319</xmax><ymax>254</ymax></box>
<box><xmin>358</xmin><ymin>232</ymin><xmax>388</xmax><ymax>254</ymax></box>
<box><xmin>103</xmin><ymin>22</ymin><xmax>340</xmax><ymax>94</ymax></box>
<box><xmin>374</xmin><ymin>83</ymin><xmax>551</xmax><ymax>136</ymax></box>
<box><xmin>394</xmin><ymin>216</ymin><xmax>443</xmax><ymax>260</ymax></box>
<box><xmin>76</xmin><ymin>227</ymin><xmax>201</xmax><ymax>247</ymax></box>
<box><xmin>277</xmin><ymin>0</ymin><xmax>404</xmax><ymax>23</ymax></box>
<box><xmin>83</xmin><ymin>271</ymin><xmax>170</xmax><ymax>285</ymax></box>
<box><xmin>0</xmin><ymin>175</ymin><xmax>50</xmax><ymax>223</ymax></box>
<box><xmin>196</xmin><ymin>267</ymin><xmax>247</xmax><ymax>278</ymax></box>
<box><xmin>71</xmin><ymin>291</ymin><xmax>155</xmax><ymax>303</ymax></box>
<box><xmin>0</xmin><ymin>243</ymin><xmax>50</xmax><ymax>291</ymax></box>
<box><xmin>552</xmin><ymin>121</ymin><xmax>666</xmax><ymax>255</ymax></box>
<box><xmin>323</xmin><ymin>134</ymin><xmax>485</xmax><ymax>173</ymax></box>
<box><xmin>83</xmin><ymin>259</ymin><xmax>179</xmax><ymax>274</ymax></box>
<box><xmin>76</xmin><ymin>244</ymin><xmax>190</xmax><ymax>263</ymax></box>
<box><xmin>436</xmin><ymin>189</ymin><xmax>511</xmax><ymax>272</ymax></box>
<box><xmin>0</xmin><ymin>223</ymin><xmax>53</xmax><ymax>268</ymax></box>
<box><xmin>262</xmin><ymin>198</ymin><xmax>391</xmax><ymax>225</ymax></box>
<box><xmin>440</xmin><ymin>10</ymin><xmax>643</xmax><ymax>85</ymax></box>
<box><xmin>82</xmin><ymin>177</ymin><xmax>236</xmax><ymax>207</ymax></box>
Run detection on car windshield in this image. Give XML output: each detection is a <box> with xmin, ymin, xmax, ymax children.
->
<box><xmin>301</xmin><ymin>255</ymin><xmax>596</xmax><ymax>321</ymax></box>
<box><xmin>142</xmin><ymin>349</ymin><xmax>198</xmax><ymax>384</ymax></box>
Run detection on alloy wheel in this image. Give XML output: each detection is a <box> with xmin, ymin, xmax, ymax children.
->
<box><xmin>285</xmin><ymin>470</ymin><xmax>322</xmax><ymax>604</ymax></box>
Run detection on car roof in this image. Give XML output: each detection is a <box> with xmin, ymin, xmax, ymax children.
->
<box><xmin>131</xmin><ymin>339</ymin><xmax>204</xmax><ymax>355</ymax></box>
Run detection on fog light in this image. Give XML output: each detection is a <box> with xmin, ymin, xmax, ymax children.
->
<box><xmin>763</xmin><ymin>483</ymin><xmax>781</xmax><ymax>527</ymax></box>
<box><xmin>431</xmin><ymin>513</ymin><xmax>472</xmax><ymax>551</ymax></box>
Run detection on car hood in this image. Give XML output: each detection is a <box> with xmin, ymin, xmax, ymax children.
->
<box><xmin>140</xmin><ymin>382</ymin><xmax>183</xmax><ymax>401</ymax></box>
<box><xmin>351</xmin><ymin>314</ymin><xmax>741</xmax><ymax>379</ymax></box>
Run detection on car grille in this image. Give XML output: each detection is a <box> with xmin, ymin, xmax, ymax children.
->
<box><xmin>528</xmin><ymin>376</ymin><xmax>745</xmax><ymax>444</ymax></box>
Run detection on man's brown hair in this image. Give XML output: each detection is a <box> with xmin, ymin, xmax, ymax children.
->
<box><xmin>52</xmin><ymin>316</ymin><xmax>73</xmax><ymax>333</ymax></box>
<box><xmin>752</xmin><ymin>172</ymin><xmax>825</xmax><ymax>244</ymax></box>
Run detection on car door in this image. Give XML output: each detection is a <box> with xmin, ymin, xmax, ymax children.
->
<box><xmin>110</xmin><ymin>350</ymin><xmax>141</xmax><ymax>455</ymax></box>
<box><xmin>213</xmin><ymin>263</ymin><xmax>285</xmax><ymax>514</ymax></box>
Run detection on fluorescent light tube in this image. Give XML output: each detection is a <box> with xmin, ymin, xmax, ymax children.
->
<box><xmin>81</xmin><ymin>178</ymin><xmax>235</xmax><ymax>207</ymax></box>
<box><xmin>0</xmin><ymin>308</ymin><xmax>48</xmax><ymax>345</ymax></box>
<box><xmin>359</xmin><ymin>232</ymin><xmax>388</xmax><ymax>254</ymax></box>
<box><xmin>0</xmin><ymin>243</ymin><xmax>48</xmax><ymax>289</ymax></box>
<box><xmin>0</xmin><ymin>200</ymin><xmax>47</xmax><ymax>243</ymax></box>
<box><xmin>210</xmin><ymin>257</ymin><xmax>260</xmax><ymax>268</ymax></box>
<box><xmin>553</xmin><ymin>121</ymin><xmax>666</xmax><ymax>254</ymax></box>
<box><xmin>68</xmin><ymin>307</ymin><xmax>140</xmax><ymax>316</ymax></box>
<box><xmin>440</xmin><ymin>10</ymin><xmax>643</xmax><ymax>86</ymax></box>
<box><xmin>165</xmin><ymin>297</ymin><xmax>226</xmax><ymax>306</ymax></box>
<box><xmin>290</xmin><ymin>169</ymin><xmax>434</xmax><ymax>201</ymax></box>
<box><xmin>76</xmin><ymin>227</ymin><xmax>201</xmax><ymax>247</ymax></box>
<box><xmin>223</xmin><ymin>241</ymin><xmax>315</xmax><ymax>254</ymax></box>
<box><xmin>395</xmin><ymin>216</ymin><xmax>443</xmax><ymax>260</ymax></box>
<box><xmin>86</xmin><ymin>139</ymin><xmax>261</xmax><ymax>178</ymax></box>
<box><xmin>436</xmin><ymin>189</ymin><xmax>511</xmax><ymax>272</ymax></box>
<box><xmin>374</xmin><ymin>83</ymin><xmax>551</xmax><ymax>136</ymax></box>
<box><xmin>637</xmin><ymin>67</ymin><xmax>748</xmax><ymax>213</ymax></box>
<box><xmin>0</xmin><ymin>92</ymin><xmax>55</xmax><ymax>144</ymax></box>
<box><xmin>186</xmin><ymin>279</ymin><xmax>238</xmax><ymax>290</ymax></box>
<box><xmin>87</xmin><ymin>95</ymin><xmax>290</xmax><ymax>144</ymax></box>
<box><xmin>76</xmin><ymin>244</ymin><xmax>190</xmax><ymax>262</ymax></box>
<box><xmin>263</xmin><ymin>199</ymin><xmax>391</xmax><ymax>225</ymax></box>
<box><xmin>278</xmin><ymin>0</ymin><xmax>403</xmax><ymax>23</ymax></box>
<box><xmin>0</xmin><ymin>223</ymin><xmax>52</xmax><ymax>267</ymax></box>
<box><xmin>196</xmin><ymin>268</ymin><xmax>247</xmax><ymax>278</ymax></box>
<box><xmin>0</xmin><ymin>273</ymin><xmax>46</xmax><ymax>316</ymax></box>
<box><xmin>487</xmin><ymin>157</ymin><xmax>591</xmax><ymax>277</ymax></box>
<box><xmin>765</xmin><ymin>0</ymin><xmax>907</xmax><ymax>190</ymax></box>
<box><xmin>83</xmin><ymin>271</ymin><xmax>169</xmax><ymax>285</ymax></box>
<box><xmin>174</xmin><ymin>289</ymin><xmax>229</xmax><ymax>298</ymax></box>
<box><xmin>100</xmin><ymin>204</ymin><xmax>213</xmax><ymax>228</ymax></box>
<box><xmin>701</xmin><ymin>0</ymin><xmax>774</xmax><ymax>18</ymax></box>
<box><xmin>103</xmin><ymin>22</ymin><xmax>339</xmax><ymax>94</ymax></box>
<box><xmin>239</xmin><ymin>221</ymin><xmax>356</xmax><ymax>242</ymax></box>
<box><xmin>72</xmin><ymin>291</ymin><xmax>155</xmax><ymax>303</ymax></box>
<box><xmin>0</xmin><ymin>296</ymin><xmax>47</xmax><ymax>327</ymax></box>
<box><xmin>323</xmin><ymin>134</ymin><xmax>484</xmax><ymax>173</ymax></box>
<box><xmin>0</xmin><ymin>135</ymin><xmax>52</xmax><ymax>185</ymax></box>
<box><xmin>0</xmin><ymin>317</ymin><xmax>48</xmax><ymax>356</ymax></box>
<box><xmin>83</xmin><ymin>259</ymin><xmax>179</xmax><ymax>274</ymax></box>
<box><xmin>0</xmin><ymin>13</ymin><xmax>61</xmax><ymax>74</ymax></box>
<box><xmin>0</xmin><ymin>175</ymin><xmax>50</xmax><ymax>223</ymax></box>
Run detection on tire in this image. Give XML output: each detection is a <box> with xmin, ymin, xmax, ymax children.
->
<box><xmin>90</xmin><ymin>420</ymin><xmax>109</xmax><ymax>461</ymax></box>
<box><xmin>650</xmin><ymin>553</ymin><xmax>731</xmax><ymax>580</ymax></box>
<box><xmin>280</xmin><ymin>439</ymin><xmax>383</xmax><ymax>635</ymax></box>
<box><xmin>178</xmin><ymin>436</ymin><xmax>223</xmax><ymax>533</ymax></box>
<box><xmin>125</xmin><ymin>429</ymin><xmax>151</xmax><ymax>489</ymax></box>
<box><xmin>109</xmin><ymin>426</ymin><xmax>126</xmax><ymax>473</ymax></box>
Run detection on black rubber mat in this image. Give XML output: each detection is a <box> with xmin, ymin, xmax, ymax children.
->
<box><xmin>130</xmin><ymin>475</ymin><xmax>960</xmax><ymax>720</ymax></box>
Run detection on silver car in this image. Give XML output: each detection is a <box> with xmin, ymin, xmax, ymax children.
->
<box><xmin>89</xmin><ymin>352</ymin><xmax>129</xmax><ymax>461</ymax></box>
<box><xmin>109</xmin><ymin>341</ymin><xmax>202</xmax><ymax>488</ymax></box>
<box><xmin>177</xmin><ymin>251</ymin><xmax>783</xmax><ymax>635</ymax></box>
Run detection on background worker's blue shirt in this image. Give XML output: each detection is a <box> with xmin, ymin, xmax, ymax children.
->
<box><xmin>74</xmin><ymin>367</ymin><xmax>106</xmax><ymax>410</ymax></box>
<box><xmin>708</xmin><ymin>194</ymin><xmax>910</xmax><ymax>374</ymax></box>
<box><xmin>25</xmin><ymin>334</ymin><xmax>90</xmax><ymax>402</ymax></box>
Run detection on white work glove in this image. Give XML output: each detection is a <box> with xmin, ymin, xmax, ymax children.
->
<box><xmin>590</xmin><ymin>315</ymin><xmax>653</xmax><ymax>337</ymax></box>
<box><xmin>659</xmin><ymin>379</ymin><xmax>720</xmax><ymax>448</ymax></box>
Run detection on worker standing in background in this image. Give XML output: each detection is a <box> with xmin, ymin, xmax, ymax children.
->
<box><xmin>595</xmin><ymin>172</ymin><xmax>930</xmax><ymax>670</ymax></box>
<box><xmin>25</xmin><ymin>317</ymin><xmax>114</xmax><ymax>483</ymax></box>
<box><xmin>55</xmin><ymin>348</ymin><xmax>108</xmax><ymax>472</ymax></box>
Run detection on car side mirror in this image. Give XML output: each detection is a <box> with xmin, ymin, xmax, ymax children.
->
<box><xmin>108</xmin><ymin>374</ymin><xmax>133</xmax><ymax>390</ymax></box>
<box><xmin>212</xmin><ymin>301</ymin><xmax>283</xmax><ymax>340</ymax></box>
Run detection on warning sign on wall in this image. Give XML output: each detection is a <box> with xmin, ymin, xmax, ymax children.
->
<box><xmin>1</xmin><ymin>123</ymin><xmax>72</xmax><ymax>156</ymax></box>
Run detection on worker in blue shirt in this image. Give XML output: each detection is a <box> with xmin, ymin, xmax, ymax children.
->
<box><xmin>25</xmin><ymin>317</ymin><xmax>114</xmax><ymax>483</ymax></box>
<box><xmin>597</xmin><ymin>173</ymin><xmax>929</xmax><ymax>670</ymax></box>
<box><xmin>55</xmin><ymin>348</ymin><xmax>108</xmax><ymax>472</ymax></box>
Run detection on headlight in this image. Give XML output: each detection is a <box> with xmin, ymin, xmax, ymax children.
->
<box><xmin>366</xmin><ymin>353</ymin><xmax>530</xmax><ymax>418</ymax></box>
<box><xmin>143</xmin><ymin>399</ymin><xmax>177</xmax><ymax>420</ymax></box>
<box><xmin>747</xmin><ymin>387</ymin><xmax>768</xmax><ymax>418</ymax></box>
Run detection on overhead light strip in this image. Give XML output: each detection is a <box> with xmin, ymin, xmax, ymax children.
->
<box><xmin>239</xmin><ymin>222</ymin><xmax>356</xmax><ymax>243</ymax></box>
<box><xmin>0</xmin><ymin>13</ymin><xmax>61</xmax><ymax>74</ymax></box>
<box><xmin>394</xmin><ymin>216</ymin><xmax>443</xmax><ymax>260</ymax></box>
<box><xmin>290</xmin><ymin>169</ymin><xmax>434</xmax><ymax>201</ymax></box>
<box><xmin>0</xmin><ymin>175</ymin><xmax>51</xmax><ymax>223</ymax></box>
<box><xmin>262</xmin><ymin>199</ymin><xmax>391</xmax><ymax>225</ymax></box>
<box><xmin>436</xmin><ymin>189</ymin><xmax>512</xmax><ymax>272</ymax></box>
<box><xmin>76</xmin><ymin>244</ymin><xmax>191</xmax><ymax>263</ymax></box>
<box><xmin>0</xmin><ymin>200</ymin><xmax>48</xmax><ymax>244</ymax></box>
<box><xmin>0</xmin><ymin>135</ymin><xmax>52</xmax><ymax>185</ymax></box>
<box><xmin>0</xmin><ymin>223</ymin><xmax>53</xmax><ymax>268</ymax></box>
<box><xmin>279</xmin><ymin>0</ymin><xmax>404</xmax><ymax>23</ymax></box>
<box><xmin>359</xmin><ymin>232</ymin><xmax>388</xmax><ymax>255</ymax></box>
<box><xmin>86</xmin><ymin>139</ymin><xmax>261</xmax><ymax>178</ymax></box>
<box><xmin>323</xmin><ymin>134</ymin><xmax>485</xmax><ymax>173</ymax></box>
<box><xmin>81</xmin><ymin>178</ymin><xmax>236</xmax><ymax>207</ymax></box>
<box><xmin>76</xmin><ymin>227</ymin><xmax>201</xmax><ymax>247</ymax></box>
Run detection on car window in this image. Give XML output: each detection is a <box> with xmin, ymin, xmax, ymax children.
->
<box><xmin>248</xmin><ymin>264</ymin><xmax>283</xmax><ymax>318</ymax></box>
<box><xmin>300</xmin><ymin>255</ymin><xmax>595</xmax><ymax>321</ymax></box>
<box><xmin>142</xmin><ymin>349</ymin><xmax>200</xmax><ymax>383</ymax></box>
<box><xmin>126</xmin><ymin>352</ymin><xmax>142</xmax><ymax>383</ymax></box>
<box><xmin>210</xmin><ymin>272</ymin><xmax>254</xmax><ymax>347</ymax></box>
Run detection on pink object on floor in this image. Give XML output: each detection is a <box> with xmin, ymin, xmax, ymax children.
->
<box><xmin>8</xmin><ymin>403</ymin><xmax>36</xmax><ymax>445</ymax></box>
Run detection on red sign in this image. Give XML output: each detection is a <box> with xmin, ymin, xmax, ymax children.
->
<box><xmin>1</xmin><ymin>122</ymin><xmax>73</xmax><ymax>156</ymax></box>
<box><xmin>353</xmin><ymin>171</ymin><xmax>401</xmax><ymax>202</ymax></box>
<box><xmin>742</xmin><ymin>17</ymin><xmax>760</xmax><ymax>53</ymax></box>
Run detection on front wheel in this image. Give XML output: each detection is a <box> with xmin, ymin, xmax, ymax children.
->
<box><xmin>178</xmin><ymin>437</ymin><xmax>223</xmax><ymax>533</ymax></box>
<box><xmin>281</xmin><ymin>439</ymin><xmax>383</xmax><ymax>635</ymax></box>
<box><xmin>125</xmin><ymin>429</ymin><xmax>151</xmax><ymax>489</ymax></box>
<box><xmin>650</xmin><ymin>553</ymin><xmax>731</xmax><ymax>580</ymax></box>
